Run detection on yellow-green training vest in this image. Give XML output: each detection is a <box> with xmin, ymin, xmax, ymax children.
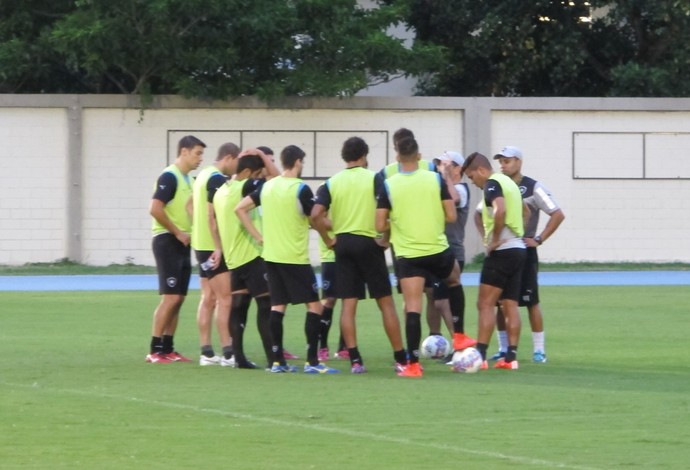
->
<box><xmin>261</xmin><ymin>176</ymin><xmax>310</xmax><ymax>264</ymax></box>
<box><xmin>384</xmin><ymin>159</ymin><xmax>433</xmax><ymax>179</ymax></box>
<box><xmin>386</xmin><ymin>170</ymin><xmax>448</xmax><ymax>258</ymax></box>
<box><xmin>327</xmin><ymin>167</ymin><xmax>377</xmax><ymax>237</ymax></box>
<box><xmin>213</xmin><ymin>179</ymin><xmax>262</xmax><ymax>269</ymax></box>
<box><xmin>481</xmin><ymin>173</ymin><xmax>525</xmax><ymax>244</ymax></box>
<box><xmin>191</xmin><ymin>165</ymin><xmax>221</xmax><ymax>250</ymax></box>
<box><xmin>152</xmin><ymin>164</ymin><xmax>193</xmax><ymax>236</ymax></box>
<box><xmin>318</xmin><ymin>233</ymin><xmax>335</xmax><ymax>263</ymax></box>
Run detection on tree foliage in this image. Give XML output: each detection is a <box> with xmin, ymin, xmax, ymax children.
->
<box><xmin>397</xmin><ymin>0</ymin><xmax>690</xmax><ymax>97</ymax></box>
<box><xmin>0</xmin><ymin>0</ymin><xmax>442</xmax><ymax>99</ymax></box>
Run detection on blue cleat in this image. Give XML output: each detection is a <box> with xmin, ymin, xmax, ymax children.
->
<box><xmin>270</xmin><ymin>362</ymin><xmax>298</xmax><ymax>373</ymax></box>
<box><xmin>303</xmin><ymin>362</ymin><xmax>340</xmax><ymax>374</ymax></box>
<box><xmin>489</xmin><ymin>351</ymin><xmax>506</xmax><ymax>361</ymax></box>
<box><xmin>532</xmin><ymin>351</ymin><xmax>547</xmax><ymax>363</ymax></box>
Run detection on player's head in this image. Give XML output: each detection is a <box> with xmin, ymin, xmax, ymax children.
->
<box><xmin>341</xmin><ymin>136</ymin><xmax>369</xmax><ymax>163</ymax></box>
<box><xmin>493</xmin><ymin>145</ymin><xmax>523</xmax><ymax>177</ymax></box>
<box><xmin>217</xmin><ymin>142</ymin><xmax>240</xmax><ymax>161</ymax></box>
<box><xmin>176</xmin><ymin>135</ymin><xmax>205</xmax><ymax>172</ymax></box>
<box><xmin>280</xmin><ymin>145</ymin><xmax>306</xmax><ymax>171</ymax></box>
<box><xmin>461</xmin><ymin>152</ymin><xmax>492</xmax><ymax>188</ymax></box>
<box><xmin>396</xmin><ymin>136</ymin><xmax>419</xmax><ymax>162</ymax></box>
<box><xmin>236</xmin><ymin>154</ymin><xmax>265</xmax><ymax>179</ymax></box>
<box><xmin>393</xmin><ymin>128</ymin><xmax>414</xmax><ymax>151</ymax></box>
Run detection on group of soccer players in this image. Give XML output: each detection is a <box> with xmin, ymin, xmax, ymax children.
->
<box><xmin>145</xmin><ymin>129</ymin><xmax>564</xmax><ymax>375</ymax></box>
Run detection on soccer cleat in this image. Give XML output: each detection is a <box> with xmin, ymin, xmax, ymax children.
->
<box><xmin>318</xmin><ymin>347</ymin><xmax>330</xmax><ymax>362</ymax></box>
<box><xmin>494</xmin><ymin>359</ymin><xmax>519</xmax><ymax>370</ymax></box>
<box><xmin>480</xmin><ymin>360</ymin><xmax>488</xmax><ymax>370</ymax></box>
<box><xmin>453</xmin><ymin>333</ymin><xmax>478</xmax><ymax>351</ymax></box>
<box><xmin>532</xmin><ymin>351</ymin><xmax>547</xmax><ymax>363</ymax></box>
<box><xmin>334</xmin><ymin>349</ymin><xmax>350</xmax><ymax>360</ymax></box>
<box><xmin>282</xmin><ymin>349</ymin><xmax>299</xmax><ymax>360</ymax></box>
<box><xmin>303</xmin><ymin>363</ymin><xmax>340</xmax><ymax>374</ymax></box>
<box><xmin>220</xmin><ymin>356</ymin><xmax>236</xmax><ymax>367</ymax></box>
<box><xmin>489</xmin><ymin>351</ymin><xmax>507</xmax><ymax>361</ymax></box>
<box><xmin>164</xmin><ymin>351</ymin><xmax>192</xmax><ymax>362</ymax></box>
<box><xmin>397</xmin><ymin>362</ymin><xmax>423</xmax><ymax>377</ymax></box>
<box><xmin>270</xmin><ymin>362</ymin><xmax>298</xmax><ymax>373</ymax></box>
<box><xmin>145</xmin><ymin>352</ymin><xmax>172</xmax><ymax>363</ymax></box>
<box><xmin>439</xmin><ymin>353</ymin><xmax>454</xmax><ymax>365</ymax></box>
<box><xmin>351</xmin><ymin>363</ymin><xmax>367</xmax><ymax>374</ymax></box>
<box><xmin>394</xmin><ymin>362</ymin><xmax>406</xmax><ymax>373</ymax></box>
<box><xmin>199</xmin><ymin>355</ymin><xmax>221</xmax><ymax>366</ymax></box>
<box><xmin>234</xmin><ymin>359</ymin><xmax>259</xmax><ymax>369</ymax></box>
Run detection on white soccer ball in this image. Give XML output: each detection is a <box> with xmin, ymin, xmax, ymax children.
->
<box><xmin>420</xmin><ymin>335</ymin><xmax>452</xmax><ymax>359</ymax></box>
<box><xmin>451</xmin><ymin>347</ymin><xmax>483</xmax><ymax>373</ymax></box>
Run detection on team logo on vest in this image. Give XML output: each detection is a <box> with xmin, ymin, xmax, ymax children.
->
<box><xmin>519</xmin><ymin>186</ymin><xmax>527</xmax><ymax>195</ymax></box>
<box><xmin>167</xmin><ymin>277</ymin><xmax>178</xmax><ymax>288</ymax></box>
<box><xmin>322</xmin><ymin>280</ymin><xmax>331</xmax><ymax>291</ymax></box>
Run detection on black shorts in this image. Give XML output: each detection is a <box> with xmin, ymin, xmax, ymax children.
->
<box><xmin>194</xmin><ymin>249</ymin><xmax>229</xmax><ymax>279</ymax></box>
<box><xmin>265</xmin><ymin>262</ymin><xmax>319</xmax><ymax>306</ymax></box>
<box><xmin>232</xmin><ymin>256</ymin><xmax>269</xmax><ymax>297</ymax></box>
<box><xmin>480</xmin><ymin>248</ymin><xmax>527</xmax><ymax>302</ymax></box>
<box><xmin>152</xmin><ymin>233</ymin><xmax>192</xmax><ymax>295</ymax></box>
<box><xmin>320</xmin><ymin>262</ymin><xmax>337</xmax><ymax>299</ymax></box>
<box><xmin>430</xmin><ymin>260</ymin><xmax>464</xmax><ymax>300</ymax></box>
<box><xmin>518</xmin><ymin>247</ymin><xmax>539</xmax><ymax>307</ymax></box>
<box><xmin>396</xmin><ymin>248</ymin><xmax>456</xmax><ymax>283</ymax></box>
<box><xmin>334</xmin><ymin>233</ymin><xmax>391</xmax><ymax>299</ymax></box>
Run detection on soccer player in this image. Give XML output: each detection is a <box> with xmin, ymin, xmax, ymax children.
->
<box><xmin>146</xmin><ymin>135</ymin><xmax>204</xmax><ymax>363</ymax></box>
<box><xmin>192</xmin><ymin>142</ymin><xmax>240</xmax><ymax>367</ymax></box>
<box><xmin>312</xmin><ymin>136</ymin><xmax>407</xmax><ymax>374</ymax></box>
<box><xmin>461</xmin><ymin>152</ymin><xmax>527</xmax><ymax>370</ymax></box>
<box><xmin>213</xmin><ymin>151</ymin><xmax>279</xmax><ymax>369</ymax></box>
<box><xmin>489</xmin><ymin>146</ymin><xmax>565</xmax><ymax>363</ymax></box>
<box><xmin>376</xmin><ymin>136</ymin><xmax>475</xmax><ymax>377</ymax></box>
<box><xmin>235</xmin><ymin>145</ymin><xmax>339</xmax><ymax>374</ymax></box>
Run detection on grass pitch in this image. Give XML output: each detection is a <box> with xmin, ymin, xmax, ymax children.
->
<box><xmin>1</xmin><ymin>286</ymin><xmax>688</xmax><ymax>469</ymax></box>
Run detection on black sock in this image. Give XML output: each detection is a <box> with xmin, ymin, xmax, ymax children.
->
<box><xmin>269</xmin><ymin>310</ymin><xmax>285</xmax><ymax>364</ymax></box>
<box><xmin>201</xmin><ymin>345</ymin><xmax>214</xmax><ymax>358</ymax></box>
<box><xmin>162</xmin><ymin>335</ymin><xmax>174</xmax><ymax>354</ymax></box>
<box><xmin>405</xmin><ymin>312</ymin><xmax>422</xmax><ymax>364</ymax></box>
<box><xmin>476</xmin><ymin>342</ymin><xmax>488</xmax><ymax>361</ymax></box>
<box><xmin>338</xmin><ymin>334</ymin><xmax>346</xmax><ymax>352</ymax></box>
<box><xmin>319</xmin><ymin>306</ymin><xmax>333</xmax><ymax>348</ymax></box>
<box><xmin>231</xmin><ymin>294</ymin><xmax>251</xmax><ymax>363</ymax></box>
<box><xmin>506</xmin><ymin>345</ymin><xmax>518</xmax><ymax>362</ymax></box>
<box><xmin>448</xmin><ymin>284</ymin><xmax>465</xmax><ymax>334</ymax></box>
<box><xmin>222</xmin><ymin>345</ymin><xmax>234</xmax><ymax>360</ymax></box>
<box><xmin>348</xmin><ymin>347</ymin><xmax>363</xmax><ymax>365</ymax></box>
<box><xmin>150</xmin><ymin>336</ymin><xmax>163</xmax><ymax>354</ymax></box>
<box><xmin>394</xmin><ymin>349</ymin><xmax>407</xmax><ymax>365</ymax></box>
<box><xmin>305</xmin><ymin>312</ymin><xmax>321</xmax><ymax>365</ymax></box>
<box><xmin>256</xmin><ymin>296</ymin><xmax>273</xmax><ymax>366</ymax></box>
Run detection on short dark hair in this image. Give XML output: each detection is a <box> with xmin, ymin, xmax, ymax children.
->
<box><xmin>341</xmin><ymin>137</ymin><xmax>369</xmax><ymax>162</ymax></box>
<box><xmin>178</xmin><ymin>135</ymin><xmax>206</xmax><ymax>155</ymax></box>
<box><xmin>393</xmin><ymin>128</ymin><xmax>414</xmax><ymax>151</ymax></box>
<box><xmin>461</xmin><ymin>152</ymin><xmax>491</xmax><ymax>175</ymax></box>
<box><xmin>236</xmin><ymin>154</ymin><xmax>265</xmax><ymax>174</ymax></box>
<box><xmin>257</xmin><ymin>146</ymin><xmax>274</xmax><ymax>156</ymax></box>
<box><xmin>280</xmin><ymin>145</ymin><xmax>306</xmax><ymax>170</ymax></box>
<box><xmin>396</xmin><ymin>136</ymin><xmax>418</xmax><ymax>160</ymax></box>
<box><xmin>216</xmin><ymin>142</ymin><xmax>240</xmax><ymax>161</ymax></box>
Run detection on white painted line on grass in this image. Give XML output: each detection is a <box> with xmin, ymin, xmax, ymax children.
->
<box><xmin>4</xmin><ymin>381</ymin><xmax>602</xmax><ymax>470</ymax></box>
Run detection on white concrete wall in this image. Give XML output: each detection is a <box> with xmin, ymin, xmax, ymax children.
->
<box><xmin>0</xmin><ymin>108</ymin><xmax>68</xmax><ymax>264</ymax></box>
<box><xmin>1</xmin><ymin>95</ymin><xmax>689</xmax><ymax>266</ymax></box>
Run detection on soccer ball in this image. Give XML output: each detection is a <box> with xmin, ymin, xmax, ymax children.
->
<box><xmin>420</xmin><ymin>335</ymin><xmax>452</xmax><ymax>359</ymax></box>
<box><xmin>451</xmin><ymin>347</ymin><xmax>483</xmax><ymax>373</ymax></box>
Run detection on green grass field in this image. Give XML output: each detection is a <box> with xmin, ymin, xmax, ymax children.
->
<box><xmin>1</xmin><ymin>286</ymin><xmax>689</xmax><ymax>469</ymax></box>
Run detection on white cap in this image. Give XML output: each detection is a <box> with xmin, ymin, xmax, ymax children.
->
<box><xmin>437</xmin><ymin>151</ymin><xmax>465</xmax><ymax>166</ymax></box>
<box><xmin>493</xmin><ymin>146</ymin><xmax>523</xmax><ymax>160</ymax></box>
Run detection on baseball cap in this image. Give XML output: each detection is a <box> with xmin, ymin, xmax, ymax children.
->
<box><xmin>437</xmin><ymin>151</ymin><xmax>465</xmax><ymax>166</ymax></box>
<box><xmin>493</xmin><ymin>146</ymin><xmax>523</xmax><ymax>160</ymax></box>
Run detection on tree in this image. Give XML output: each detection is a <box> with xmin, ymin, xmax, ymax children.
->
<box><xmin>0</xmin><ymin>0</ymin><xmax>442</xmax><ymax>100</ymax></box>
<box><xmin>397</xmin><ymin>0</ymin><xmax>690</xmax><ymax>97</ymax></box>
